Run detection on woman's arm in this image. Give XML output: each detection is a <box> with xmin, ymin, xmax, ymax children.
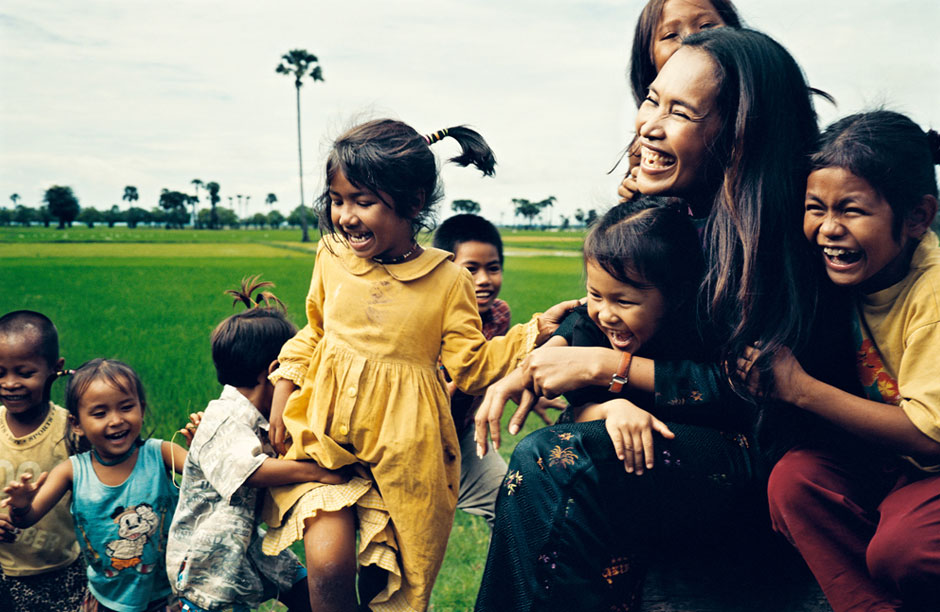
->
<box><xmin>161</xmin><ymin>440</ymin><xmax>188</xmax><ymax>475</ymax></box>
<box><xmin>474</xmin><ymin>336</ymin><xmax>570</xmax><ymax>456</ymax></box>
<box><xmin>1</xmin><ymin>460</ymin><xmax>73</xmax><ymax>529</ymax></box>
<box><xmin>518</xmin><ymin>346</ymin><xmax>655</xmax><ymax>398</ymax></box>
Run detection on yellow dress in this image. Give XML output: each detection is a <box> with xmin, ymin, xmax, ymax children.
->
<box><xmin>263</xmin><ymin>236</ymin><xmax>538</xmax><ymax>612</ymax></box>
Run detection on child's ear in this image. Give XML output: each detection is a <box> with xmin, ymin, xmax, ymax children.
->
<box><xmin>905</xmin><ymin>195</ymin><xmax>938</xmax><ymax>239</ymax></box>
<box><xmin>68</xmin><ymin>414</ymin><xmax>84</xmax><ymax>438</ymax></box>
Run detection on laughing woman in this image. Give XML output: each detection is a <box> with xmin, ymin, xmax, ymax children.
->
<box><xmin>474</xmin><ymin>27</ymin><xmax>852</xmax><ymax>612</ymax></box>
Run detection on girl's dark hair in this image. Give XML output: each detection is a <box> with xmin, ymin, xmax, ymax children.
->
<box><xmin>628</xmin><ymin>0</ymin><xmax>741</xmax><ymax>107</ymax></box>
<box><xmin>678</xmin><ymin>27</ymin><xmax>821</xmax><ymax>394</ymax></box>
<box><xmin>584</xmin><ymin>197</ymin><xmax>704</xmax><ymax>322</ymax></box>
<box><xmin>317</xmin><ymin>119</ymin><xmax>496</xmax><ymax>239</ymax></box>
<box><xmin>65</xmin><ymin>359</ymin><xmax>146</xmax><ymax>421</ymax></box>
<box><xmin>211</xmin><ymin>308</ymin><xmax>298</xmax><ymax>388</ymax></box>
<box><xmin>810</xmin><ymin>110</ymin><xmax>940</xmax><ymax>239</ymax></box>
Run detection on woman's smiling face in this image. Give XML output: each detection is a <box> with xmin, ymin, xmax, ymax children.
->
<box><xmin>635</xmin><ymin>46</ymin><xmax>722</xmax><ymax>198</ymax></box>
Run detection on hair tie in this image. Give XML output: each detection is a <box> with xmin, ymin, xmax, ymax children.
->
<box><xmin>424</xmin><ymin>128</ymin><xmax>449</xmax><ymax>145</ymax></box>
<box><xmin>58</xmin><ymin>369</ymin><xmax>75</xmax><ymax>377</ymax></box>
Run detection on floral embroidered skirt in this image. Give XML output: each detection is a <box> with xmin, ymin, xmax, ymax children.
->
<box><xmin>474</xmin><ymin>420</ymin><xmax>763</xmax><ymax>612</ymax></box>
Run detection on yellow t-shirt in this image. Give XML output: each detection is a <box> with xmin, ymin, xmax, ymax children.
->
<box><xmin>856</xmin><ymin>231</ymin><xmax>940</xmax><ymax>470</ymax></box>
<box><xmin>0</xmin><ymin>403</ymin><xmax>81</xmax><ymax>575</ymax></box>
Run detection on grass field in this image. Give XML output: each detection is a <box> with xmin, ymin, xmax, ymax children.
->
<box><xmin>2</xmin><ymin>226</ymin><xmax>586</xmax><ymax>611</ymax></box>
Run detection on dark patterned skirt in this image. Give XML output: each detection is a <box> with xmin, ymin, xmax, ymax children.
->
<box><xmin>475</xmin><ymin>420</ymin><xmax>764</xmax><ymax>612</ymax></box>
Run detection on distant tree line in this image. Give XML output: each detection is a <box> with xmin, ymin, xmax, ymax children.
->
<box><xmin>2</xmin><ymin>186</ymin><xmax>316</xmax><ymax>230</ymax></box>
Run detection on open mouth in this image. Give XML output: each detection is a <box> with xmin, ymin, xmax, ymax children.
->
<box><xmin>1</xmin><ymin>393</ymin><xmax>30</xmax><ymax>404</ymax></box>
<box><xmin>822</xmin><ymin>246</ymin><xmax>863</xmax><ymax>266</ymax></box>
<box><xmin>641</xmin><ymin>147</ymin><xmax>676</xmax><ymax>171</ymax></box>
<box><xmin>606</xmin><ymin>329</ymin><xmax>635</xmax><ymax>351</ymax></box>
<box><xmin>346</xmin><ymin>231</ymin><xmax>374</xmax><ymax>246</ymax></box>
<box><xmin>105</xmin><ymin>430</ymin><xmax>130</xmax><ymax>442</ymax></box>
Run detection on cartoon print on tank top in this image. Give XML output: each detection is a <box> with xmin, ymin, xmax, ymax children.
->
<box><xmin>852</xmin><ymin>314</ymin><xmax>901</xmax><ymax>405</ymax></box>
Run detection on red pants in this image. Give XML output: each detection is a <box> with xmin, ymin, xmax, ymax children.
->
<box><xmin>767</xmin><ymin>447</ymin><xmax>940</xmax><ymax>612</ymax></box>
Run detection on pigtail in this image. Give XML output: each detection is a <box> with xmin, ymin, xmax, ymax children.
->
<box><xmin>424</xmin><ymin>125</ymin><xmax>496</xmax><ymax>176</ymax></box>
<box><xmin>224</xmin><ymin>275</ymin><xmax>286</xmax><ymax>312</ymax></box>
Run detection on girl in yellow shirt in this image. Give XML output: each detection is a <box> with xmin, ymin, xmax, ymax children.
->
<box><xmin>264</xmin><ymin>118</ymin><xmax>573</xmax><ymax>612</ymax></box>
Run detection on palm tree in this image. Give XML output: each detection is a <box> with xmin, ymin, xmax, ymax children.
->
<box><xmin>205</xmin><ymin>181</ymin><xmax>221</xmax><ymax>229</ymax></box>
<box><xmin>266</xmin><ymin>193</ymin><xmax>278</xmax><ymax>209</ymax></box>
<box><xmin>245</xmin><ymin>195</ymin><xmax>251</xmax><ymax>215</ymax></box>
<box><xmin>10</xmin><ymin>193</ymin><xmax>20</xmax><ymax>206</ymax></box>
<box><xmin>191</xmin><ymin>179</ymin><xmax>203</xmax><ymax>226</ymax></box>
<box><xmin>123</xmin><ymin>186</ymin><xmax>139</xmax><ymax>208</ymax></box>
<box><xmin>277</xmin><ymin>49</ymin><xmax>324</xmax><ymax>243</ymax></box>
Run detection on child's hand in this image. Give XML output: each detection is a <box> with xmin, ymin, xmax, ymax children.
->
<box><xmin>736</xmin><ymin>345</ymin><xmax>806</xmax><ymax>404</ymax></box>
<box><xmin>270</xmin><ymin>379</ymin><xmax>297</xmax><ymax>456</ymax></box>
<box><xmin>602</xmin><ymin>399</ymin><xmax>674</xmax><ymax>475</ymax></box>
<box><xmin>0</xmin><ymin>513</ymin><xmax>20</xmax><ymax>543</ymax></box>
<box><xmin>177</xmin><ymin>411</ymin><xmax>204</xmax><ymax>446</ymax></box>
<box><xmin>1</xmin><ymin>471</ymin><xmax>47</xmax><ymax>512</ymax></box>
<box><xmin>302</xmin><ymin>461</ymin><xmax>352</xmax><ymax>486</ymax></box>
<box><xmin>535</xmin><ymin>298</ymin><xmax>584</xmax><ymax>345</ymax></box>
<box><xmin>530</xmin><ymin>396</ymin><xmax>568</xmax><ymax>425</ymax></box>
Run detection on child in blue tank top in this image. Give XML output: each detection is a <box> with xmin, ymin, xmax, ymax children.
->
<box><xmin>2</xmin><ymin>359</ymin><xmax>187</xmax><ymax>612</ymax></box>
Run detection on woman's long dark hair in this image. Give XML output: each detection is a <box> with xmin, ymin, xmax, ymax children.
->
<box><xmin>681</xmin><ymin>28</ymin><xmax>821</xmax><ymax>396</ymax></box>
<box><xmin>628</xmin><ymin>0</ymin><xmax>741</xmax><ymax>107</ymax></box>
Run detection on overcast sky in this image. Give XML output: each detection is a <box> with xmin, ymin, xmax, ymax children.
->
<box><xmin>2</xmin><ymin>0</ymin><xmax>938</xmax><ymax>225</ymax></box>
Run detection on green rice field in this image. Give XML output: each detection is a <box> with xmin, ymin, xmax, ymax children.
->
<box><xmin>1</xmin><ymin>226</ymin><xmax>586</xmax><ymax>611</ymax></box>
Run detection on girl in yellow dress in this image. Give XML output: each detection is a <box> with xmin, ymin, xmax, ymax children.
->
<box><xmin>263</xmin><ymin>118</ymin><xmax>572</xmax><ymax>612</ymax></box>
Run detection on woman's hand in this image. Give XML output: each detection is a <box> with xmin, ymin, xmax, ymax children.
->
<box><xmin>520</xmin><ymin>346</ymin><xmax>621</xmax><ymax>399</ymax></box>
<box><xmin>475</xmin><ymin>368</ymin><xmax>529</xmax><ymax>457</ymax></box>
<box><xmin>602</xmin><ymin>399</ymin><xmax>674</xmax><ymax>475</ymax></box>
<box><xmin>270</xmin><ymin>379</ymin><xmax>298</xmax><ymax>455</ymax></box>
<box><xmin>617</xmin><ymin>166</ymin><xmax>641</xmax><ymax>203</ymax></box>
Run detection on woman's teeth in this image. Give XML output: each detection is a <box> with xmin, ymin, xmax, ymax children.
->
<box><xmin>642</xmin><ymin>149</ymin><xmax>675</xmax><ymax>168</ymax></box>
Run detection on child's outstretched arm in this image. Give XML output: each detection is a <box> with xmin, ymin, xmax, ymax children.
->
<box><xmin>1</xmin><ymin>460</ymin><xmax>73</xmax><ymax>529</ymax></box>
<box><xmin>177</xmin><ymin>411</ymin><xmax>204</xmax><ymax>446</ymax></box>
<box><xmin>161</xmin><ymin>440</ymin><xmax>188</xmax><ymax>475</ymax></box>
<box><xmin>245</xmin><ymin>458</ymin><xmax>349</xmax><ymax>487</ymax></box>
<box><xmin>738</xmin><ymin>345</ymin><xmax>940</xmax><ymax>460</ymax></box>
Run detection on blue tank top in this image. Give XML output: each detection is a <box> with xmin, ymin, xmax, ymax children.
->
<box><xmin>70</xmin><ymin>438</ymin><xmax>178</xmax><ymax>612</ymax></box>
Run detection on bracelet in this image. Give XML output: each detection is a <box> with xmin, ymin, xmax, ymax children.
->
<box><xmin>608</xmin><ymin>351</ymin><xmax>633</xmax><ymax>393</ymax></box>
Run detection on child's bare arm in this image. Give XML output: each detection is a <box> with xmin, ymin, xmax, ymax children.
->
<box><xmin>739</xmin><ymin>345</ymin><xmax>940</xmax><ymax>459</ymax></box>
<box><xmin>161</xmin><ymin>440</ymin><xmax>188</xmax><ymax>475</ymax></box>
<box><xmin>245</xmin><ymin>458</ymin><xmax>349</xmax><ymax>487</ymax></box>
<box><xmin>1</xmin><ymin>460</ymin><xmax>73</xmax><ymax>529</ymax></box>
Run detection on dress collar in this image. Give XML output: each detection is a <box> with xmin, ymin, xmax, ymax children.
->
<box><xmin>322</xmin><ymin>234</ymin><xmax>454</xmax><ymax>281</ymax></box>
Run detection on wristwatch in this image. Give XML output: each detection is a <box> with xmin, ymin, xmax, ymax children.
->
<box><xmin>608</xmin><ymin>351</ymin><xmax>633</xmax><ymax>393</ymax></box>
